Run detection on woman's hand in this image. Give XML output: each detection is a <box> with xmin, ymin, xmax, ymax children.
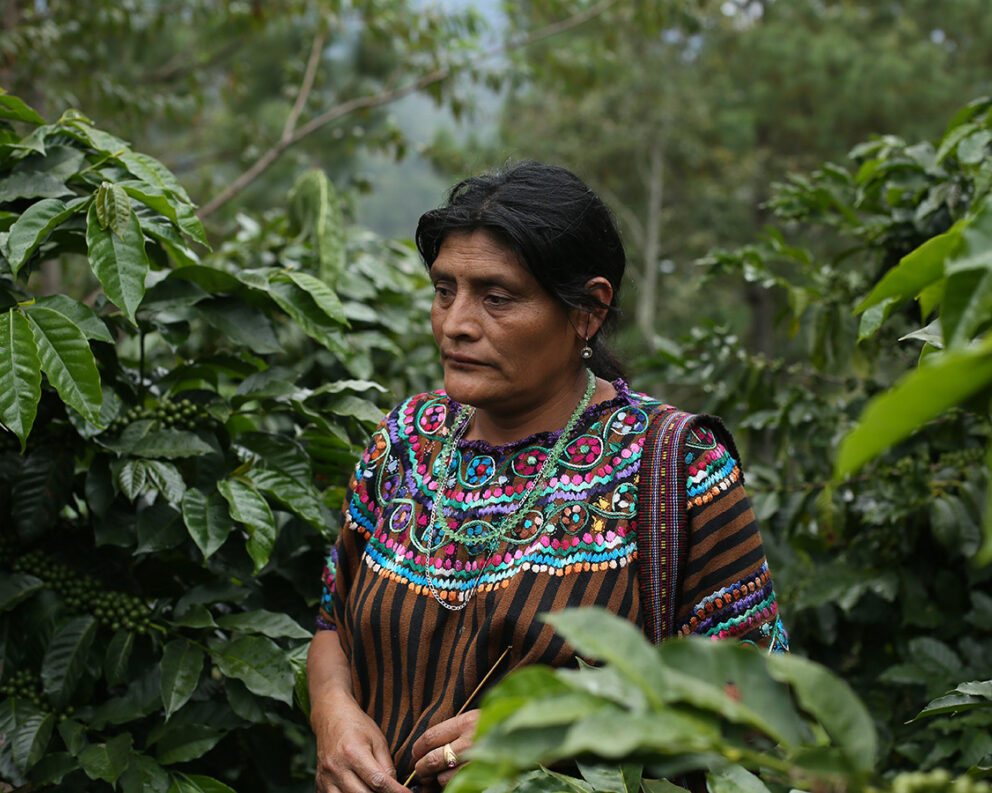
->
<box><xmin>410</xmin><ymin>709</ymin><xmax>480</xmax><ymax>788</ymax></box>
<box><xmin>312</xmin><ymin>692</ymin><xmax>409</xmax><ymax>793</ymax></box>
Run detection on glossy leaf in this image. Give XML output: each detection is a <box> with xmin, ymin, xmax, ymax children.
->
<box><xmin>120</xmin><ymin>754</ymin><xmax>171</xmax><ymax>793</ymax></box>
<box><xmin>95</xmin><ymin>181</ymin><xmax>132</xmax><ymax>238</ymax></box>
<box><xmin>130</xmin><ymin>429</ymin><xmax>214</xmax><ymax>459</ymax></box>
<box><xmin>768</xmin><ymin>653</ymin><xmax>877</xmax><ymax>771</ymax></box>
<box><xmin>217</xmin><ymin>478</ymin><xmax>277</xmax><ymax>572</ymax></box>
<box><xmin>117</xmin><ymin>149</ymin><xmax>194</xmax><ymax>205</ymax></box>
<box><xmin>146</xmin><ymin>459</ymin><xmax>186</xmax><ymax>504</ymax></box>
<box><xmin>12</xmin><ymin>707</ymin><xmax>54</xmax><ymax>770</ymax></box>
<box><xmin>0</xmin><ymin>308</ymin><xmax>41</xmax><ymax>447</ymax></box>
<box><xmin>0</xmin><ymin>573</ymin><xmax>44</xmax><ymax>612</ymax></box>
<box><xmin>182</xmin><ymin>488</ymin><xmax>235</xmax><ymax>560</ymax></box>
<box><xmin>85</xmin><ymin>203</ymin><xmax>150</xmax><ymax>324</ymax></box>
<box><xmin>41</xmin><ymin>616</ymin><xmax>98</xmax><ymax>708</ymax></box>
<box><xmin>208</xmin><ymin>634</ymin><xmax>294</xmax><ymax>704</ymax></box>
<box><xmin>264</xmin><ymin>277</ymin><xmax>348</xmax><ymax>355</ymax></box>
<box><xmin>25</xmin><ymin>305</ymin><xmax>103</xmax><ymax>424</ymax></box>
<box><xmin>161</xmin><ymin>639</ymin><xmax>205</xmax><ymax>719</ymax></box>
<box><xmin>195</xmin><ymin>296</ymin><xmax>282</xmax><ymax>354</ymax></box>
<box><xmin>12</xmin><ymin>449</ymin><xmax>74</xmax><ymax>539</ymax></box>
<box><xmin>119</xmin><ymin>180</ymin><xmax>206</xmax><ymax>246</ymax></box>
<box><xmin>105</xmin><ymin>630</ymin><xmax>135</xmax><ymax>687</ymax></box>
<box><xmin>169</xmin><ymin>773</ymin><xmax>239</xmax><ymax>793</ymax></box>
<box><xmin>835</xmin><ymin>339</ymin><xmax>992</xmax><ymax>478</ymax></box>
<box><xmin>4</xmin><ymin>197</ymin><xmax>79</xmax><ymax>276</ymax></box>
<box><xmin>247</xmin><ymin>466</ymin><xmax>323</xmax><ymax>527</ymax></box>
<box><xmin>855</xmin><ymin>223</ymin><xmax>963</xmax><ymax>314</ymax></box>
<box><xmin>33</xmin><ymin>294</ymin><xmax>113</xmax><ymax>342</ymax></box>
<box><xmin>118</xmin><ymin>459</ymin><xmax>149</xmax><ymax>500</ymax></box>
<box><xmin>78</xmin><ymin>733</ymin><xmax>132</xmax><ymax>783</ymax></box>
<box><xmin>706</xmin><ymin>765</ymin><xmax>771</xmax><ymax>793</ymax></box>
<box><xmin>282</xmin><ymin>269</ymin><xmax>347</xmax><ymax>324</ymax></box>
<box><xmin>215</xmin><ymin>610</ymin><xmax>312</xmax><ymax>640</ymax></box>
<box><xmin>0</xmin><ymin>93</ymin><xmax>46</xmax><ymax>124</ymax></box>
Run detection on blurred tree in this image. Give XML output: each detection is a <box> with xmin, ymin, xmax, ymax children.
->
<box><xmin>0</xmin><ymin>0</ymin><xmax>487</xmax><ymax>228</ymax></box>
<box><xmin>476</xmin><ymin>0</ymin><xmax>992</xmax><ymax>350</ymax></box>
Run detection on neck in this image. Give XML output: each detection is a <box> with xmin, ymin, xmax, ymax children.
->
<box><xmin>464</xmin><ymin>369</ymin><xmax>612</xmax><ymax>446</ymax></box>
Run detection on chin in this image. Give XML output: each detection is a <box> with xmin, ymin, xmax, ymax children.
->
<box><xmin>442</xmin><ymin>370</ymin><xmax>501</xmax><ymax>408</ymax></box>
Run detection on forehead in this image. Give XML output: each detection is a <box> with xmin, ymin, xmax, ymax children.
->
<box><xmin>431</xmin><ymin>230</ymin><xmax>529</xmax><ymax>281</ymax></box>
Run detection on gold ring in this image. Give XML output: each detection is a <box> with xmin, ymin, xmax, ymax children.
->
<box><xmin>443</xmin><ymin>743</ymin><xmax>457</xmax><ymax>768</ymax></box>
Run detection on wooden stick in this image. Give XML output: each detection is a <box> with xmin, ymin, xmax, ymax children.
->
<box><xmin>402</xmin><ymin>645</ymin><xmax>511</xmax><ymax>788</ymax></box>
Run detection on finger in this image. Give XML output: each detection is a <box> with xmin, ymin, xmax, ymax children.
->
<box><xmin>411</xmin><ymin>710</ymin><xmax>479</xmax><ymax>762</ymax></box>
<box><xmin>352</xmin><ymin>753</ymin><xmax>409</xmax><ymax>793</ymax></box>
<box><xmin>437</xmin><ymin>764</ymin><xmax>466</xmax><ymax>787</ymax></box>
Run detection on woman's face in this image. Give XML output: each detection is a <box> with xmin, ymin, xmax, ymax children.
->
<box><xmin>430</xmin><ymin>230</ymin><xmax>583</xmax><ymax>418</ymax></box>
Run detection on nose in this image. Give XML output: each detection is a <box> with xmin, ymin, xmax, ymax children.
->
<box><xmin>438</xmin><ymin>292</ymin><xmax>479</xmax><ymax>340</ymax></box>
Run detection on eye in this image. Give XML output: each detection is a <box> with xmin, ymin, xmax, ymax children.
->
<box><xmin>484</xmin><ymin>293</ymin><xmax>511</xmax><ymax>307</ymax></box>
<box><xmin>432</xmin><ymin>283</ymin><xmax>454</xmax><ymax>301</ymax></box>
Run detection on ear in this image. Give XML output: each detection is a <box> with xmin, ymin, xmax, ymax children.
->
<box><xmin>571</xmin><ymin>277</ymin><xmax>614</xmax><ymax>340</ymax></box>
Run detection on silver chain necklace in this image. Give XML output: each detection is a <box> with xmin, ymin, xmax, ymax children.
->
<box><xmin>426</xmin><ymin>369</ymin><xmax>597</xmax><ymax>610</ymax></box>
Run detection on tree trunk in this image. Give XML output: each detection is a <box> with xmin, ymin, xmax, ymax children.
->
<box><xmin>636</xmin><ymin>142</ymin><xmax>664</xmax><ymax>347</ymax></box>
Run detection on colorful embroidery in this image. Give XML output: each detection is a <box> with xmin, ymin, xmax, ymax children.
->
<box><xmin>678</xmin><ymin>562</ymin><xmax>789</xmax><ymax>652</ymax></box>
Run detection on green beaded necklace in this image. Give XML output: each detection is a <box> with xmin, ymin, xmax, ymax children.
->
<box><xmin>426</xmin><ymin>369</ymin><xmax>597</xmax><ymax>610</ymax></box>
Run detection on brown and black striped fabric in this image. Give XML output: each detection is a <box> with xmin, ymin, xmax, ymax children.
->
<box><xmin>316</xmin><ymin>382</ymin><xmax>786</xmax><ymax>780</ymax></box>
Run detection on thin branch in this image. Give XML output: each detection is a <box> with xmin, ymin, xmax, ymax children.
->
<box><xmin>598</xmin><ymin>184</ymin><xmax>646</xmax><ymax>250</ymax></box>
<box><xmin>282</xmin><ymin>32</ymin><xmax>326</xmax><ymax>139</ymax></box>
<box><xmin>198</xmin><ymin>0</ymin><xmax>620</xmax><ymax>219</ymax></box>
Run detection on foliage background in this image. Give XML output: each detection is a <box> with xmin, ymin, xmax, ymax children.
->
<box><xmin>2</xmin><ymin>0</ymin><xmax>992</xmax><ymax>791</ymax></box>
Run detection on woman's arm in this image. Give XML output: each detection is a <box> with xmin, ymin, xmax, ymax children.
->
<box><xmin>308</xmin><ymin>630</ymin><xmax>410</xmax><ymax>793</ymax></box>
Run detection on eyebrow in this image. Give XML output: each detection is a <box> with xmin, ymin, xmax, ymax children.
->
<box><xmin>430</xmin><ymin>266</ymin><xmax>519</xmax><ymax>292</ymax></box>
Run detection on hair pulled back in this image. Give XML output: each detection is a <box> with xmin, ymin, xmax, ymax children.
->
<box><xmin>415</xmin><ymin>160</ymin><xmax>626</xmax><ymax>381</ymax></box>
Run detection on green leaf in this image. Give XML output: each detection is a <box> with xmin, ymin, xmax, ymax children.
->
<box><xmin>3</xmin><ymin>198</ymin><xmax>81</xmax><ymax>276</ymax></box>
<box><xmin>767</xmin><ymin>654</ymin><xmax>877</xmax><ymax>772</ymax></box>
<box><xmin>78</xmin><ymin>733</ymin><xmax>132</xmax><ymax>784</ymax></box>
<box><xmin>182</xmin><ymin>488</ymin><xmax>235</xmax><ymax>560</ymax></box>
<box><xmin>855</xmin><ymin>223</ymin><xmax>963</xmax><ymax>314</ymax></box>
<box><xmin>130</xmin><ymin>429</ymin><xmax>214</xmax><ymax>459</ymax></box>
<box><xmin>640</xmin><ymin>780</ymin><xmax>686</xmax><ymax>793</ymax></box>
<box><xmin>541</xmin><ymin>608</ymin><xmax>665</xmax><ymax>707</ymax></box>
<box><xmin>41</xmin><ymin>616</ymin><xmax>98</xmax><ymax>709</ymax></box>
<box><xmin>29</xmin><ymin>751</ymin><xmax>78</xmax><ymax>785</ymax></box>
<box><xmin>0</xmin><ymin>573</ymin><xmax>44</xmax><ymax>612</ymax></box>
<box><xmin>118</xmin><ymin>459</ymin><xmax>149</xmax><ymax>500</ymax></box>
<box><xmin>119</xmin><ymin>180</ymin><xmax>206</xmax><ymax>246</ymax></box>
<box><xmin>136</xmin><ymin>502</ymin><xmax>187</xmax><ymax>552</ymax></box>
<box><xmin>0</xmin><ymin>93</ymin><xmax>46</xmax><ymax>125</ymax></box>
<box><xmin>85</xmin><ymin>203</ymin><xmax>150</xmax><ymax>324</ymax></box>
<box><xmin>0</xmin><ymin>308</ymin><xmax>42</xmax><ymax>447</ymax></box>
<box><xmin>706</xmin><ymin>765</ymin><xmax>772</xmax><ymax>793</ymax></box>
<box><xmin>120</xmin><ymin>753</ymin><xmax>171</xmax><ymax>793</ymax></box>
<box><xmin>161</xmin><ymin>639</ymin><xmax>205</xmax><ymax>719</ymax></box>
<box><xmin>217</xmin><ymin>478</ymin><xmax>277</xmax><ymax>572</ymax></box>
<box><xmin>282</xmin><ymin>269</ymin><xmax>347</xmax><ymax>324</ymax></box>
<box><xmin>288</xmin><ymin>169</ymin><xmax>346</xmax><ymax>283</ymax></box>
<box><xmin>215</xmin><ymin>610</ymin><xmax>312</xmax><ymax>640</ymax></box>
<box><xmin>145</xmin><ymin>459</ymin><xmax>187</xmax><ymax>504</ymax></box>
<box><xmin>834</xmin><ymin>340</ymin><xmax>992</xmax><ymax>478</ymax></box>
<box><xmin>94</xmin><ymin>181</ymin><xmax>131</xmax><ymax>238</ymax></box>
<box><xmin>264</xmin><ymin>277</ymin><xmax>348</xmax><ymax>355</ymax></box>
<box><xmin>13</xmin><ymin>449</ymin><xmax>74</xmax><ymax>538</ymax></box>
<box><xmin>958</xmin><ymin>130</ymin><xmax>992</xmax><ymax>165</ymax></box>
<box><xmin>105</xmin><ymin>629</ymin><xmax>135</xmax><ymax>687</ymax></box>
<box><xmin>169</xmin><ymin>773</ymin><xmax>238</xmax><ymax>793</ymax></box>
<box><xmin>33</xmin><ymin>294</ymin><xmax>113</xmax><ymax>342</ymax></box>
<box><xmin>12</xmin><ymin>708</ymin><xmax>54</xmax><ymax>770</ymax></box>
<box><xmin>247</xmin><ymin>467</ymin><xmax>324</xmax><ymax>527</ymax></box>
<box><xmin>325</xmin><ymin>394</ymin><xmax>386</xmax><ymax>426</ymax></box>
<box><xmin>195</xmin><ymin>296</ymin><xmax>282</xmax><ymax>354</ymax></box>
<box><xmin>208</xmin><ymin>634</ymin><xmax>294</xmax><ymax>704</ymax></box>
<box><xmin>0</xmin><ymin>171</ymin><xmax>71</xmax><ymax>202</ymax></box>
<box><xmin>25</xmin><ymin>305</ymin><xmax>103</xmax><ymax>424</ymax></box>
<box><xmin>117</xmin><ymin>149</ymin><xmax>193</xmax><ymax>205</ymax></box>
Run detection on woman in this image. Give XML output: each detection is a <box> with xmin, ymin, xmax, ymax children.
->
<box><xmin>308</xmin><ymin>161</ymin><xmax>787</xmax><ymax>793</ymax></box>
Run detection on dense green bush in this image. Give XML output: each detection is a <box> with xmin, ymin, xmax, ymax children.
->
<box><xmin>636</xmin><ymin>98</ymin><xmax>992</xmax><ymax>784</ymax></box>
<box><xmin>0</xmin><ymin>93</ymin><xmax>435</xmax><ymax>792</ymax></box>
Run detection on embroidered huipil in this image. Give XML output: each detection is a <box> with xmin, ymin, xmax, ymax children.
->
<box><xmin>317</xmin><ymin>381</ymin><xmax>787</xmax><ymax>778</ymax></box>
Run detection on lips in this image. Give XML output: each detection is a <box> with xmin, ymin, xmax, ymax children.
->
<box><xmin>443</xmin><ymin>352</ymin><xmax>488</xmax><ymax>367</ymax></box>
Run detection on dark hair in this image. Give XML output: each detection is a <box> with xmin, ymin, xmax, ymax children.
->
<box><xmin>415</xmin><ymin>160</ymin><xmax>626</xmax><ymax>381</ymax></box>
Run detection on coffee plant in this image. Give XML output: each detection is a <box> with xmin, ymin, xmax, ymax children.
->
<box><xmin>0</xmin><ymin>92</ymin><xmax>435</xmax><ymax>792</ymax></box>
<box><xmin>633</xmin><ymin>98</ymin><xmax>992</xmax><ymax>787</ymax></box>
